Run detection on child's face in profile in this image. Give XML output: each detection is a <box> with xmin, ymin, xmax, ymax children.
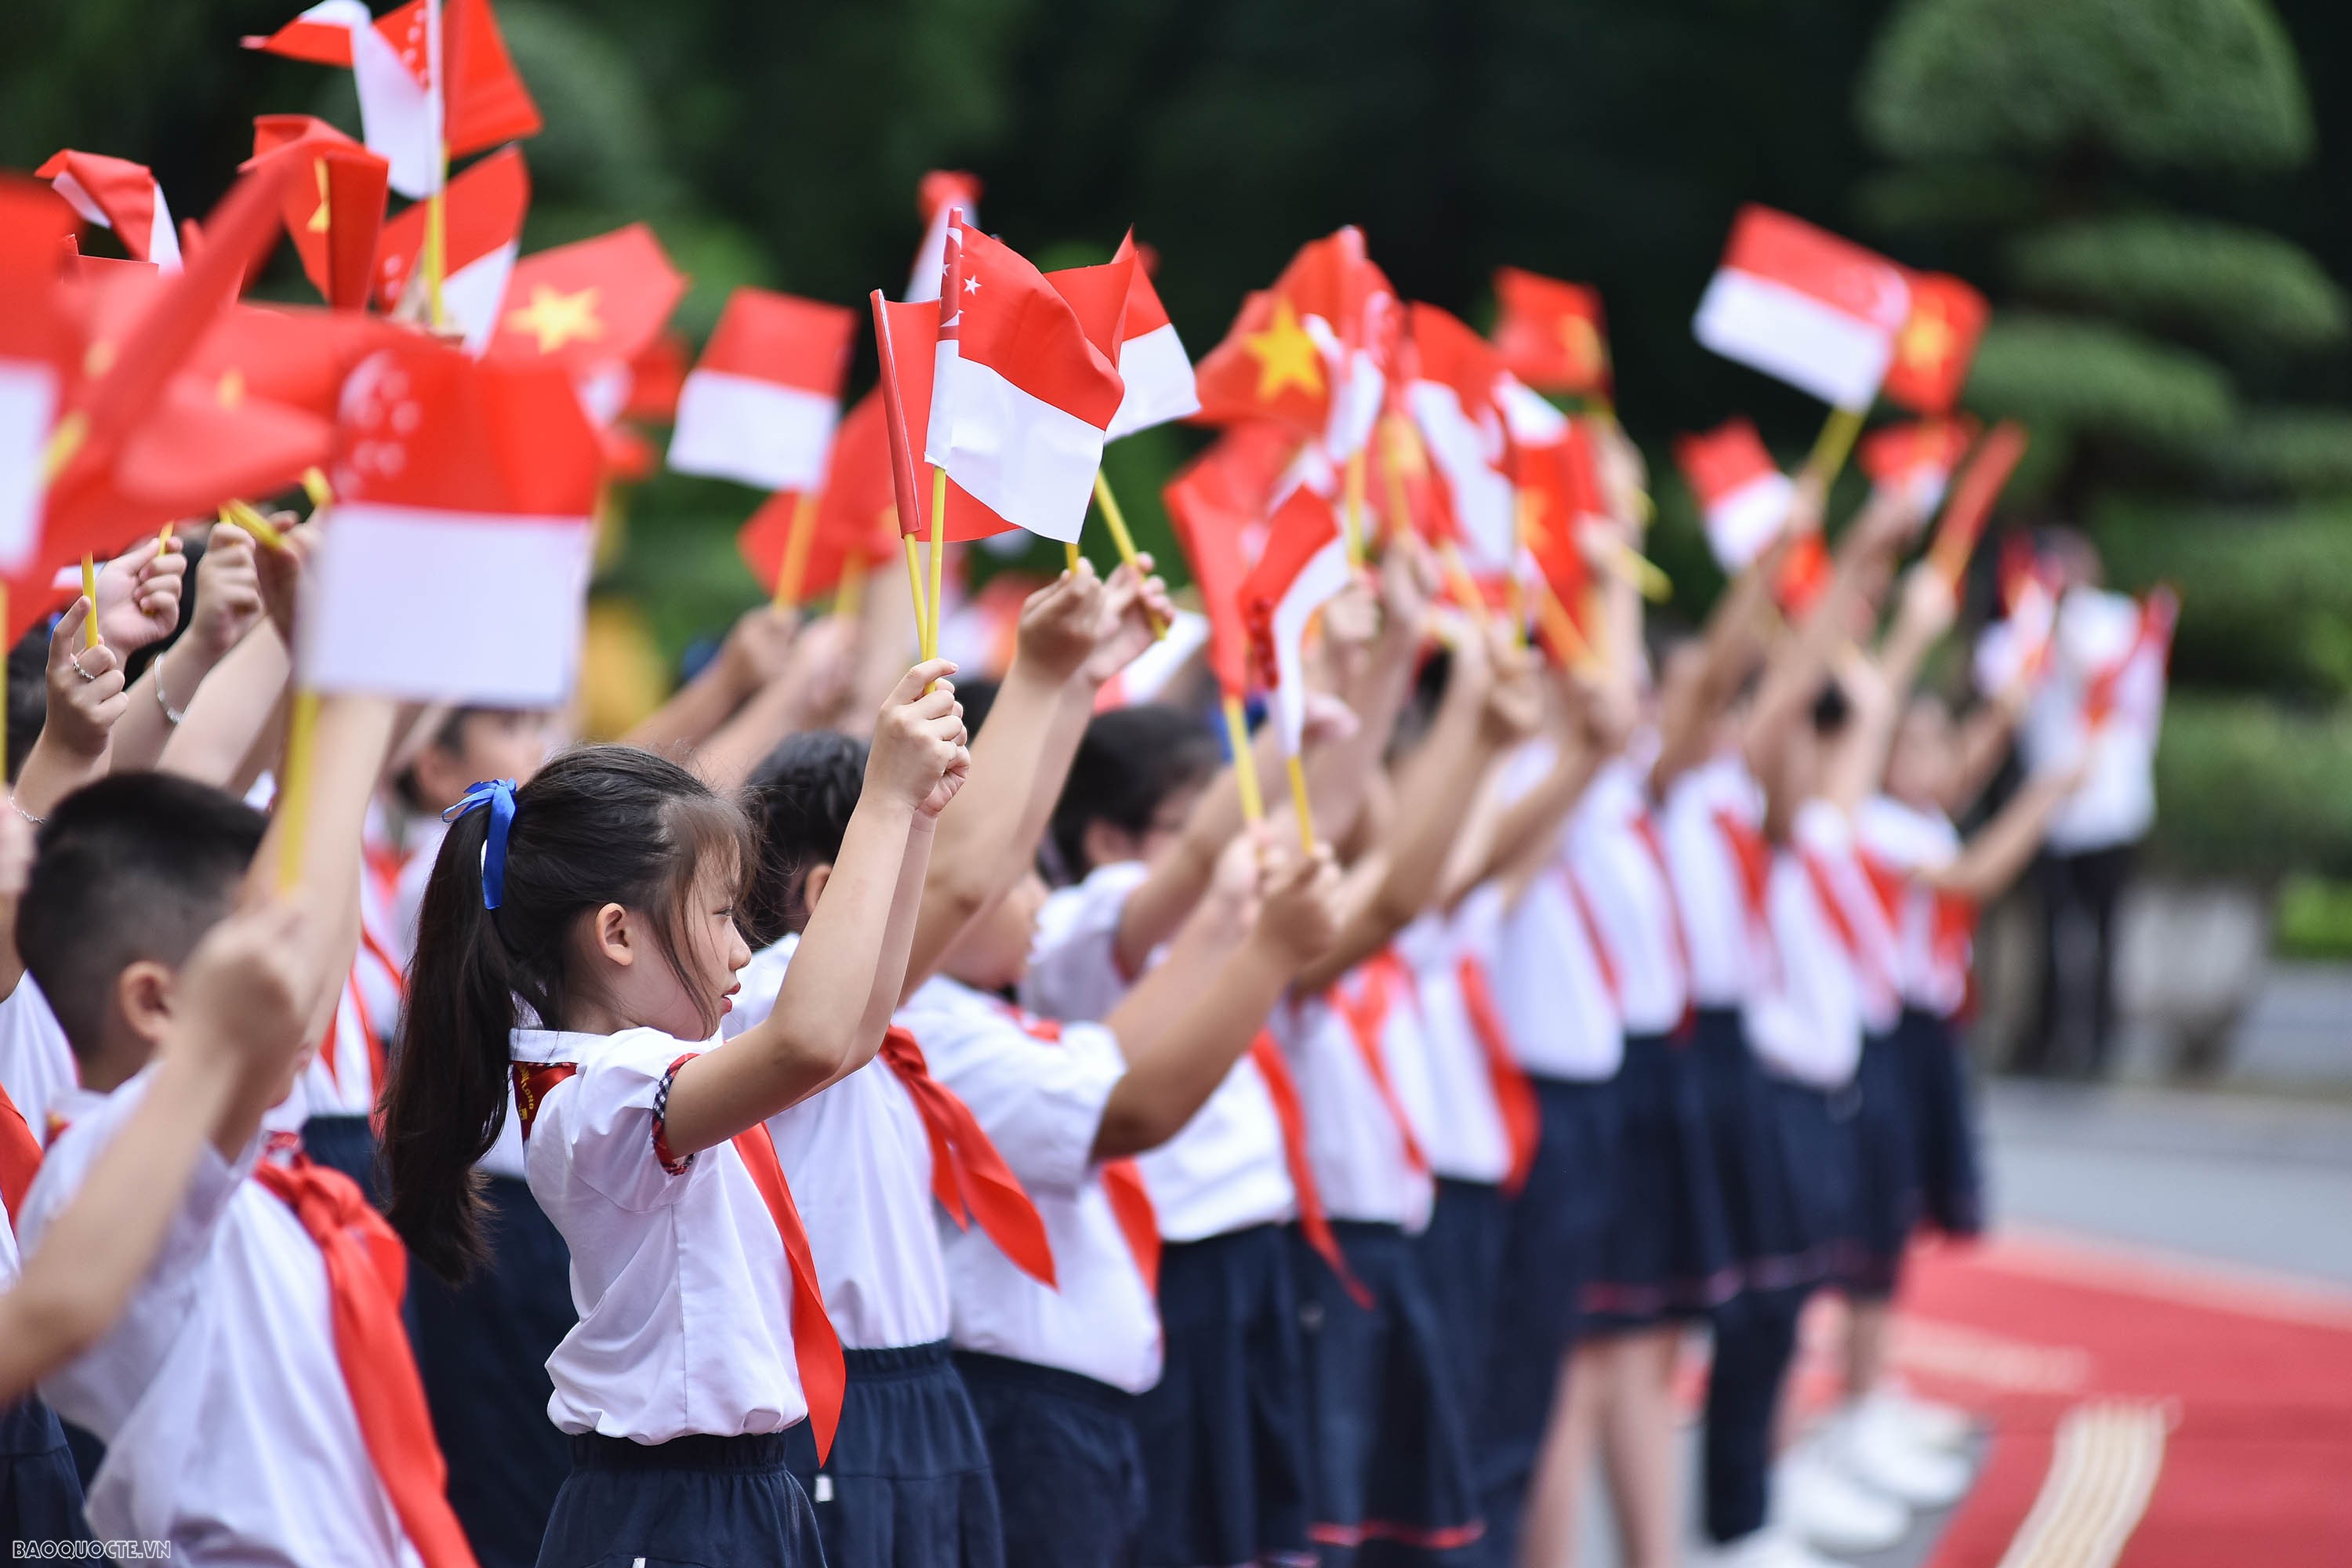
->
<box><xmin>604</xmin><ymin>855</ymin><xmax>753</xmax><ymax>1041</ymax></box>
<box><xmin>944</xmin><ymin>871</ymin><xmax>1050</xmax><ymax>993</ymax></box>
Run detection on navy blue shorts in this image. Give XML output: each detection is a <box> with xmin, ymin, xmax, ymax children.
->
<box><xmin>0</xmin><ymin>1397</ymin><xmax>89</xmax><ymax>1547</ymax></box>
<box><xmin>1845</xmin><ymin>1030</ymin><xmax>1922</xmax><ymax>1298</ymax></box>
<box><xmin>1475</xmin><ymin>1075</ymin><xmax>1615</xmax><ymax>1565</ymax></box>
<box><xmin>780</xmin><ymin>1341</ymin><xmax>1003</xmax><ymax>1568</ymax></box>
<box><xmin>956</xmin><ymin>1350</ymin><xmax>1145</xmax><ymax>1568</ymax></box>
<box><xmin>1296</xmin><ymin>1221</ymin><xmax>1484</xmax><ymax>1566</ymax></box>
<box><xmin>1898</xmin><ymin>1007</ymin><xmax>1984</xmax><ymax>1238</ymax></box>
<box><xmin>1689</xmin><ymin>1009</ymin><xmax>1836</xmax><ymax>1310</ymax></box>
<box><xmin>1134</xmin><ymin>1223</ymin><xmax>1312</xmax><ymax>1568</ymax></box>
<box><xmin>1413</xmin><ymin>1179</ymin><xmax>1508</xmax><ymax>1419</ymax></box>
<box><xmin>410</xmin><ymin>1174</ymin><xmax>577</xmax><ymax>1568</ymax></box>
<box><xmin>535</xmin><ymin>1430</ymin><xmax>823</xmax><ymax>1567</ymax></box>
<box><xmin>1584</xmin><ymin>1033</ymin><xmax>1737</xmax><ymax>1331</ymax></box>
<box><xmin>302</xmin><ymin>1112</ymin><xmax>382</xmax><ymax>1205</ymax></box>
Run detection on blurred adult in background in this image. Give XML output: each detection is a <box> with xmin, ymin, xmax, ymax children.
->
<box><xmin>2014</xmin><ymin>532</ymin><xmax>2170</xmax><ymax>1080</ymax></box>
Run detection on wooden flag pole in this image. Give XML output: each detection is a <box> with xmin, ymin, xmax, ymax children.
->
<box><xmin>1221</xmin><ymin>695</ymin><xmax>1265</xmax><ymax>824</ymax></box>
<box><xmin>1284</xmin><ymin>753</ymin><xmax>1318</xmax><ymax>855</ymax></box>
<box><xmin>927</xmin><ymin>466</ymin><xmax>947</xmax><ymax>662</ymax></box>
<box><xmin>1091</xmin><ymin>471</ymin><xmax>1166</xmax><ymax>638</ymax></box>
<box><xmin>772</xmin><ymin>492</ymin><xmax>820</xmax><ymax>611</ymax></box>
<box><xmin>79</xmin><ymin>555</ymin><xmax>100</xmax><ymax>648</ymax></box>
<box><xmin>1341</xmin><ymin>448</ymin><xmax>1367</xmax><ymax>569</ymax></box>
<box><xmin>1803</xmin><ymin>405</ymin><xmax>1867</xmax><ymax>488</ymax></box>
<box><xmin>275</xmin><ymin>688</ymin><xmax>321</xmax><ymax>895</ymax></box>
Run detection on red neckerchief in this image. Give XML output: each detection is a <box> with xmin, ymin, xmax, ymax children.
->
<box><xmin>994</xmin><ymin>1006</ymin><xmax>1162</xmax><ymax>1293</ymax></box>
<box><xmin>877</xmin><ymin>1026</ymin><xmax>1055</xmax><ymax>1287</ymax></box>
<box><xmin>250</xmin><ymin>1134</ymin><xmax>477</xmax><ymax>1568</ymax></box>
<box><xmin>0</xmin><ymin>1079</ymin><xmax>41</xmax><ymax>1224</ymax></box>
<box><xmin>1326</xmin><ymin>951</ymin><xmax>1429</xmax><ymax>1174</ymax></box>
<box><xmin>1249</xmin><ymin>1033</ymin><xmax>1370</xmax><ymax>1307</ymax></box>
<box><xmin>1453</xmin><ymin>955</ymin><xmax>1540</xmax><ymax>1196</ymax></box>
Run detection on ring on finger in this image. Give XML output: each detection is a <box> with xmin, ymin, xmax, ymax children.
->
<box><xmin>68</xmin><ymin>652</ymin><xmax>96</xmax><ymax>682</ymax></box>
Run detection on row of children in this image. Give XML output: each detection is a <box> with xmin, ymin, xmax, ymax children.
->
<box><xmin>0</xmin><ymin>412</ymin><xmax>2130</xmax><ymax>1568</ymax></box>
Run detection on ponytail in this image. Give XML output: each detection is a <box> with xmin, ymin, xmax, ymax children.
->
<box><xmin>383</xmin><ymin>745</ymin><xmax>753</xmax><ymax>1281</ymax></box>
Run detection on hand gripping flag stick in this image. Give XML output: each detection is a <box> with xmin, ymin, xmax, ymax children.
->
<box><xmin>1091</xmin><ymin>472</ymin><xmax>1166</xmax><ymax>638</ymax></box>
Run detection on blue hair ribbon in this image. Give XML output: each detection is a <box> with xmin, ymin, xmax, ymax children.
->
<box><xmin>442</xmin><ymin>779</ymin><xmax>518</xmax><ymax>910</ymax></box>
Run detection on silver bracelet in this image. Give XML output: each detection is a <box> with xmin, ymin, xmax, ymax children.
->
<box><xmin>13</xmin><ymin>803</ymin><xmax>44</xmax><ymax>827</ymax></box>
<box><xmin>154</xmin><ymin>660</ymin><xmax>187</xmax><ymax>726</ymax></box>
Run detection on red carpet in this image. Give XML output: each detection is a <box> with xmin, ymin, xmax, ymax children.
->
<box><xmin>1889</xmin><ymin>1229</ymin><xmax>2352</xmax><ymax>1567</ymax></box>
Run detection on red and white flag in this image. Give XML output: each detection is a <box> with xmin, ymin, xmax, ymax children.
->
<box><xmin>923</xmin><ymin>216</ymin><xmax>1124</xmax><ymax>544</ymax></box>
<box><xmin>1404</xmin><ymin>303</ymin><xmax>1516</xmax><ymax>576</ymax></box>
<box><xmin>1103</xmin><ymin>233</ymin><xmax>1198</xmax><ymax>439</ymax></box>
<box><xmin>374</xmin><ymin>143</ymin><xmax>528</xmax><ymax>351</ymax></box>
<box><xmin>668</xmin><ymin>289</ymin><xmax>855</xmax><ymax>491</ymax></box>
<box><xmin>1675</xmin><ymin>417</ymin><xmax>1794</xmax><ymax>571</ymax></box>
<box><xmin>1163</xmin><ymin>423</ymin><xmax>1296</xmax><ymax>697</ymax></box>
<box><xmin>249</xmin><ymin>117</ymin><xmax>390</xmax><ymax>310</ymax></box>
<box><xmin>904</xmin><ymin>170</ymin><xmax>979</xmax><ymax>304</ymax></box>
<box><xmin>1858</xmin><ymin>417</ymin><xmax>1976</xmax><ymax>511</ymax></box>
<box><xmin>1238</xmin><ymin>485</ymin><xmax>1352</xmax><ymax>755</ymax></box>
<box><xmin>308</xmin><ymin>340</ymin><xmax>603</xmax><ymax>704</ymax></box>
<box><xmin>1</xmin><ymin>181</ymin><xmax>78</xmax><ymax>575</ymax></box>
<box><xmin>1693</xmin><ymin>205</ymin><xmax>1912</xmax><ymax>411</ymax></box>
<box><xmin>1094</xmin><ymin>609</ymin><xmax>1210</xmax><ymax>711</ymax></box>
<box><xmin>35</xmin><ymin>151</ymin><xmax>180</xmax><ymax>271</ymax></box>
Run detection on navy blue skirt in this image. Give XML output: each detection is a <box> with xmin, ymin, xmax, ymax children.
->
<box><xmin>0</xmin><ymin>1397</ymin><xmax>89</xmax><ymax>1547</ymax></box>
<box><xmin>1412</xmin><ymin>1179</ymin><xmax>1508</xmax><ymax>1420</ymax></box>
<box><xmin>779</xmin><ymin>1341</ymin><xmax>1003</xmax><ymax>1568</ymax></box>
<box><xmin>1689</xmin><ymin>1009</ymin><xmax>1836</xmax><ymax>1308</ymax></box>
<box><xmin>1295</xmin><ymin>1221</ymin><xmax>1484</xmax><ymax>1566</ymax></box>
<box><xmin>411</xmin><ymin>1174</ymin><xmax>578</xmax><ymax>1568</ymax></box>
<box><xmin>1584</xmin><ymin>1033</ymin><xmax>1737</xmax><ymax>1331</ymax></box>
<box><xmin>535</xmin><ymin>1430</ymin><xmax>825</xmax><ymax>1568</ymax></box>
<box><xmin>1845</xmin><ymin>1029</ymin><xmax>1922</xmax><ymax>1298</ymax></box>
<box><xmin>956</xmin><ymin>1350</ymin><xmax>1145</xmax><ymax>1568</ymax></box>
<box><xmin>1766</xmin><ymin>1076</ymin><xmax>1859</xmax><ymax>1289</ymax></box>
<box><xmin>1898</xmin><ymin>1007</ymin><xmax>1984</xmax><ymax>1238</ymax></box>
<box><xmin>1133</xmin><ymin>1223</ymin><xmax>1312</xmax><ymax>1568</ymax></box>
<box><xmin>1475</xmin><ymin>1075</ymin><xmax>1616</xmax><ymax>1565</ymax></box>
<box><xmin>302</xmin><ymin>1112</ymin><xmax>383</xmax><ymax>1205</ymax></box>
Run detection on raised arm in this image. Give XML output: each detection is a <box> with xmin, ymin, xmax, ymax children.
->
<box><xmin>1921</xmin><ymin>757</ymin><xmax>2085</xmax><ymax>905</ymax></box>
<box><xmin>1947</xmin><ymin>675</ymin><xmax>2032</xmax><ymax>815</ymax></box>
<box><xmin>622</xmin><ymin>604</ymin><xmax>795</xmax><ymax>759</ymax></box>
<box><xmin>690</xmin><ymin>616</ymin><xmax>857</xmax><ymax>793</ymax></box>
<box><xmin>114</xmin><ymin>524</ymin><xmax>266</xmax><ymax>774</ymax></box>
<box><xmin>14</xmin><ymin>601</ymin><xmax>127</xmax><ymax>820</ymax></box>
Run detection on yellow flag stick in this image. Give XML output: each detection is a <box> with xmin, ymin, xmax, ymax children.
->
<box><xmin>902</xmin><ymin>536</ymin><xmax>931</xmax><ymax>660</ymax></box>
<box><xmin>772</xmin><ymin>492</ymin><xmax>820</xmax><ymax>612</ymax></box>
<box><xmin>223</xmin><ymin>499</ymin><xmax>290</xmax><ymax>552</ymax></box>
<box><xmin>1536</xmin><ymin>583</ymin><xmax>1592</xmax><ymax>668</ymax></box>
<box><xmin>927</xmin><ymin>466</ymin><xmax>947</xmax><ymax>662</ymax></box>
<box><xmin>275</xmin><ymin>688</ymin><xmax>321</xmax><ymax>895</ymax></box>
<box><xmin>42</xmin><ymin>413</ymin><xmax>87</xmax><ymax>484</ymax></box>
<box><xmin>1599</xmin><ymin>535</ymin><xmax>1673</xmax><ymax>602</ymax></box>
<box><xmin>1803</xmin><ymin>405</ymin><xmax>1867</xmax><ymax>488</ymax></box>
<box><xmin>80</xmin><ymin>556</ymin><xmax>100</xmax><ymax>648</ymax></box>
<box><xmin>1504</xmin><ymin>574</ymin><xmax>1527</xmax><ymax>650</ymax></box>
<box><xmin>1221</xmin><ymin>695</ymin><xmax>1264</xmax><ymax>824</ymax></box>
<box><xmin>1437</xmin><ymin>541</ymin><xmax>1490</xmax><ymax>624</ymax></box>
<box><xmin>1091</xmin><ymin>471</ymin><xmax>1166</xmax><ymax>638</ymax></box>
<box><xmin>836</xmin><ymin>550</ymin><xmax>868</xmax><ymax>622</ymax></box>
<box><xmin>1341</xmin><ymin>448</ymin><xmax>1367</xmax><ymax>570</ymax></box>
<box><xmin>301</xmin><ymin>466</ymin><xmax>335</xmax><ymax>515</ymax></box>
<box><xmin>1285</xmin><ymin>752</ymin><xmax>1318</xmax><ymax>855</ymax></box>
<box><xmin>1065</xmin><ymin>541</ymin><xmax>1081</xmax><ymax>575</ymax></box>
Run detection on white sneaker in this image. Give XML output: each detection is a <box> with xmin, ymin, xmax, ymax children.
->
<box><xmin>1695</xmin><ymin>1524</ymin><xmax>1848</xmax><ymax>1568</ymax></box>
<box><xmin>1775</xmin><ymin>1440</ymin><xmax>1910</xmax><ymax>1555</ymax></box>
<box><xmin>1830</xmin><ymin>1399</ymin><xmax>1973</xmax><ymax>1508</ymax></box>
<box><xmin>1875</xmin><ymin>1382</ymin><xmax>1973</xmax><ymax>1453</ymax></box>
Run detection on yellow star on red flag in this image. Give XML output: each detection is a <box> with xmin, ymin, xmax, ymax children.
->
<box><xmin>1245</xmin><ymin>296</ymin><xmax>1324</xmax><ymax>401</ymax></box>
<box><xmin>505</xmin><ymin>285</ymin><xmax>605</xmax><ymax>355</ymax></box>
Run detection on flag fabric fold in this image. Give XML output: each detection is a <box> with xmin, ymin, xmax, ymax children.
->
<box><xmin>1693</xmin><ymin>205</ymin><xmax>1912</xmax><ymax>411</ymax></box>
<box><xmin>1238</xmin><ymin>484</ymin><xmax>1352</xmax><ymax>755</ymax></box>
<box><xmin>668</xmin><ymin>289</ymin><xmax>855</xmax><ymax>492</ymax></box>
<box><xmin>1102</xmin><ymin>233</ymin><xmax>1198</xmax><ymax>439</ymax></box>
<box><xmin>1675</xmin><ymin>417</ymin><xmax>1794</xmax><ymax>572</ymax></box>
<box><xmin>374</xmin><ymin>144</ymin><xmax>528</xmax><ymax>353</ymax></box>
<box><xmin>36</xmin><ymin>151</ymin><xmax>181</xmax><ymax>271</ymax></box>
<box><xmin>249</xmin><ymin>117</ymin><xmax>390</xmax><ymax>310</ymax></box>
<box><xmin>1490</xmin><ymin>267</ymin><xmax>1610</xmax><ymax>398</ymax></box>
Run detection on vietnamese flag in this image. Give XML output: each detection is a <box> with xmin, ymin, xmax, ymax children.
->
<box><xmin>1237</xmin><ymin>482</ymin><xmax>1352</xmax><ymax>754</ymax></box>
<box><xmin>1</xmin><ymin>179</ymin><xmax>82</xmax><ymax>575</ymax></box>
<box><xmin>488</xmin><ymin>223</ymin><xmax>685</xmax><ymax>376</ymax></box>
<box><xmin>309</xmin><ymin>339</ymin><xmax>603</xmax><ymax>705</ymax></box>
<box><xmin>668</xmin><ymin>289</ymin><xmax>855</xmax><ymax>492</ymax></box>
<box><xmin>248</xmin><ymin>117</ymin><xmax>390</xmax><ymax>310</ymax></box>
<box><xmin>1882</xmin><ymin>271</ymin><xmax>1989</xmax><ymax>417</ymax></box>
<box><xmin>1675</xmin><ymin>417</ymin><xmax>1795</xmax><ymax>572</ymax></box>
<box><xmin>1163</xmin><ymin>423</ymin><xmax>1297</xmax><ymax>697</ymax></box>
<box><xmin>1404</xmin><ymin>303</ymin><xmax>1515</xmax><ymax>575</ymax></box>
<box><xmin>1491</xmin><ymin>267</ymin><xmax>1610</xmax><ymax>398</ymax></box>
<box><xmin>1194</xmin><ymin>227</ymin><xmax>1392</xmax><ymax>460</ymax></box>
<box><xmin>1693</xmin><ymin>205</ymin><xmax>1912</xmax><ymax>411</ymax></box>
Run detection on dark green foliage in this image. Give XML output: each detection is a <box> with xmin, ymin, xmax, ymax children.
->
<box><xmin>1966</xmin><ymin>314</ymin><xmax>2236</xmax><ymax>447</ymax></box>
<box><xmin>2006</xmin><ymin>215</ymin><xmax>2348</xmax><ymax>353</ymax></box>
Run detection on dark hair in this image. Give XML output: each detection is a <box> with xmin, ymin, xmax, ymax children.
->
<box><xmin>1809</xmin><ymin>681</ymin><xmax>1853</xmax><ymax>735</ymax></box>
<box><xmin>6</xmin><ymin>623</ymin><xmax>46</xmax><ymax>784</ymax></box>
<box><xmin>17</xmin><ymin>773</ymin><xmax>267</xmax><ymax>1058</ymax></box>
<box><xmin>1048</xmin><ymin>704</ymin><xmax>1222</xmax><ymax>880</ymax></box>
<box><xmin>383</xmin><ymin>745</ymin><xmax>753</xmax><ymax>1282</ymax></box>
<box><xmin>740</xmin><ymin>730</ymin><xmax>869</xmax><ymax>948</ymax></box>
<box><xmin>955</xmin><ymin>677</ymin><xmax>1001</xmax><ymax>741</ymax></box>
<box><xmin>390</xmin><ymin>706</ymin><xmax>477</xmax><ymax>814</ymax></box>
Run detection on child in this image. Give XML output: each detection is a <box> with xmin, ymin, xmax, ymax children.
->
<box><xmin>382</xmin><ymin>660</ymin><xmax>966</xmax><ymax>1566</ymax></box>
<box><xmin>16</xmin><ymin>695</ymin><xmax>477</xmax><ymax>1566</ymax></box>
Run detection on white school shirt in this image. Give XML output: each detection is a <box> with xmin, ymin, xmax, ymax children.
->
<box><xmin>512</xmin><ymin>1024</ymin><xmax>811</xmax><ymax>1440</ymax></box>
<box><xmin>1659</xmin><ymin>757</ymin><xmax>1769</xmax><ymax>1010</ymax></box>
<box><xmin>1392</xmin><ymin>895</ymin><xmax>1513</xmax><ymax>1185</ymax></box>
<box><xmin>1856</xmin><ymin>796</ymin><xmax>1969</xmax><ymax>1019</ymax></box>
<box><xmin>721</xmin><ymin>934</ymin><xmax>952</xmax><ymax>1350</ymax></box>
<box><xmin>1570</xmin><ymin>757</ymin><xmax>1691</xmax><ymax>1036</ymax></box>
<box><xmin>0</xmin><ymin>976</ymin><xmax>78</xmax><ymax>1143</ymax></box>
<box><xmin>2020</xmin><ymin>586</ymin><xmax>2165</xmax><ymax>854</ymax></box>
<box><xmin>24</xmin><ymin>1071</ymin><xmax>423</xmax><ymax>1567</ymax></box>
<box><xmin>1280</xmin><ymin>968</ymin><xmax>1437</xmax><ymax>1232</ymax></box>
<box><xmin>899</xmin><ymin>975</ymin><xmax>1163</xmax><ymax>1392</ymax></box>
<box><xmin>1497</xmin><ymin>806</ymin><xmax>1625</xmax><ymax>1082</ymax></box>
<box><xmin>1021</xmin><ymin>861</ymin><xmax>1298</xmax><ymax>1242</ymax></box>
<box><xmin>1743</xmin><ymin>803</ymin><xmax>1874</xmax><ymax>1089</ymax></box>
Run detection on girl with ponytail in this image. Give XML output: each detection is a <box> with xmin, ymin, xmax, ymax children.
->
<box><xmin>383</xmin><ymin>658</ymin><xmax>967</xmax><ymax>1568</ymax></box>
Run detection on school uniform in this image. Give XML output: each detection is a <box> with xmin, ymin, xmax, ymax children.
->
<box><xmin>900</xmin><ymin>973</ymin><xmax>1164</xmax><ymax>1568</ymax></box>
<box><xmin>1</xmin><ymin>990</ymin><xmax>93</xmax><ymax>1548</ymax></box>
<box><xmin>24</xmin><ymin>1073</ymin><xmax>467</xmax><ymax>1566</ymax></box>
<box><xmin>296</xmin><ymin>876</ymin><xmax>408</xmax><ymax>1203</ymax></box>
<box><xmin>1282</xmin><ymin>958</ymin><xmax>1484</xmax><ymax>1564</ymax></box>
<box><xmin>1023</xmin><ymin>861</ymin><xmax>1318</xmax><ymax>1568</ymax></box>
<box><xmin>510</xmin><ymin>1024</ymin><xmax>833</xmax><ymax>1567</ymax></box>
<box><xmin>1477</xmin><ymin>792</ymin><xmax>1624</xmax><ymax>1564</ymax></box>
<box><xmin>1857</xmin><ymin>796</ymin><xmax>1984</xmax><ymax>1252</ymax></box>
<box><xmin>1392</xmin><ymin>888</ymin><xmax>1537</xmax><ymax>1424</ymax></box>
<box><xmin>724</xmin><ymin>935</ymin><xmax>1010</xmax><ymax>1568</ymax></box>
<box><xmin>1573</xmin><ymin>757</ymin><xmax>1736</xmax><ymax>1331</ymax></box>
